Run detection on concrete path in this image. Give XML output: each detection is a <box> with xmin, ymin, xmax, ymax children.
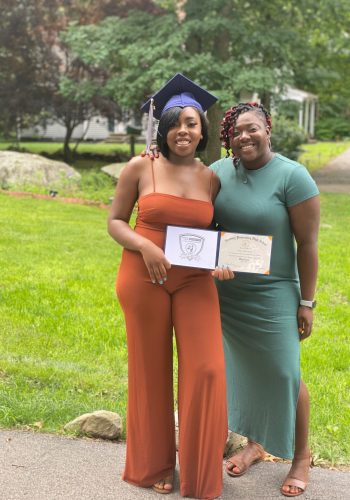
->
<box><xmin>1</xmin><ymin>429</ymin><xmax>349</xmax><ymax>500</ymax></box>
<box><xmin>311</xmin><ymin>146</ymin><xmax>350</xmax><ymax>193</ymax></box>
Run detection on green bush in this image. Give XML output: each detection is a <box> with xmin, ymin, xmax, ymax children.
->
<box><xmin>315</xmin><ymin>117</ymin><xmax>350</xmax><ymax>141</ymax></box>
<box><xmin>271</xmin><ymin>115</ymin><xmax>306</xmax><ymax>161</ymax></box>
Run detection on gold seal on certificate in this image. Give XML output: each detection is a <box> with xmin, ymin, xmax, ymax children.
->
<box><xmin>164</xmin><ymin>226</ymin><xmax>272</xmax><ymax>274</ymax></box>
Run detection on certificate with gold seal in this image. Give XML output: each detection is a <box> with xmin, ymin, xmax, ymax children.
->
<box><xmin>164</xmin><ymin>226</ymin><xmax>272</xmax><ymax>274</ymax></box>
<box><xmin>218</xmin><ymin>232</ymin><xmax>273</xmax><ymax>275</ymax></box>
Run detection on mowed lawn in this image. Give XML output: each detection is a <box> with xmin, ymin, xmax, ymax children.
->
<box><xmin>0</xmin><ymin>194</ymin><xmax>127</xmax><ymax>432</ymax></box>
<box><xmin>0</xmin><ymin>192</ymin><xmax>349</xmax><ymax>465</ymax></box>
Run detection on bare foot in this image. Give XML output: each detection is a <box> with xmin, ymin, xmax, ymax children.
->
<box><xmin>226</xmin><ymin>441</ymin><xmax>265</xmax><ymax>477</ymax></box>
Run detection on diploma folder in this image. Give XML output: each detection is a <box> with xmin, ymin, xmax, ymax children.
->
<box><xmin>164</xmin><ymin>225</ymin><xmax>272</xmax><ymax>274</ymax></box>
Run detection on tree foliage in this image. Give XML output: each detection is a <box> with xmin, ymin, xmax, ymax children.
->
<box><xmin>63</xmin><ymin>0</ymin><xmax>334</xmax><ymax>160</ymax></box>
<box><xmin>0</xmin><ymin>0</ymin><xmax>157</xmax><ymax>157</ymax></box>
<box><xmin>1</xmin><ymin>0</ymin><xmax>349</xmax><ymax>160</ymax></box>
<box><xmin>0</xmin><ymin>0</ymin><xmax>59</xmax><ymax>137</ymax></box>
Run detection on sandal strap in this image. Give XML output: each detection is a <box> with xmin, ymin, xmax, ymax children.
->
<box><xmin>226</xmin><ymin>456</ymin><xmax>244</xmax><ymax>470</ymax></box>
<box><xmin>249</xmin><ymin>441</ymin><xmax>265</xmax><ymax>457</ymax></box>
<box><xmin>284</xmin><ymin>477</ymin><xmax>306</xmax><ymax>491</ymax></box>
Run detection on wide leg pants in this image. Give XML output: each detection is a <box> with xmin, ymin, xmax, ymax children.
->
<box><xmin>117</xmin><ymin>248</ymin><xmax>227</xmax><ymax>499</ymax></box>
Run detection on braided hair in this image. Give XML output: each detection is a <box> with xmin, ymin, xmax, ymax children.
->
<box><xmin>220</xmin><ymin>102</ymin><xmax>272</xmax><ymax>163</ymax></box>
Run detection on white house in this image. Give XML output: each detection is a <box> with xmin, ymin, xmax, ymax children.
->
<box><xmin>20</xmin><ymin>115</ymin><xmax>128</xmax><ymax>141</ymax></box>
<box><xmin>282</xmin><ymin>86</ymin><xmax>318</xmax><ymax>137</ymax></box>
<box><xmin>240</xmin><ymin>86</ymin><xmax>318</xmax><ymax>138</ymax></box>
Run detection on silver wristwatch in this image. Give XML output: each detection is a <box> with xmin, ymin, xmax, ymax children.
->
<box><xmin>299</xmin><ymin>299</ymin><xmax>317</xmax><ymax>309</ymax></box>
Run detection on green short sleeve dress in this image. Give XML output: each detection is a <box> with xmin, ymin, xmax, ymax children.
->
<box><xmin>210</xmin><ymin>153</ymin><xmax>319</xmax><ymax>459</ymax></box>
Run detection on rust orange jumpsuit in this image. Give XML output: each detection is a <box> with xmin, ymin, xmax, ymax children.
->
<box><xmin>116</xmin><ymin>165</ymin><xmax>227</xmax><ymax>499</ymax></box>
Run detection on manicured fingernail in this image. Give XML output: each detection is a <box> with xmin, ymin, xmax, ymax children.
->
<box><xmin>163</xmin><ymin>277</ymin><xmax>167</xmax><ymax>281</ymax></box>
<box><xmin>152</xmin><ymin>280</ymin><xmax>156</xmax><ymax>284</ymax></box>
<box><xmin>159</xmin><ymin>280</ymin><xmax>163</xmax><ymax>285</ymax></box>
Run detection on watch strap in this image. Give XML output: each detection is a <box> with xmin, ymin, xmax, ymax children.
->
<box><xmin>299</xmin><ymin>299</ymin><xmax>316</xmax><ymax>308</ymax></box>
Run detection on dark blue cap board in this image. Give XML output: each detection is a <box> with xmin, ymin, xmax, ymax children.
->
<box><xmin>141</xmin><ymin>73</ymin><xmax>218</xmax><ymax>120</ymax></box>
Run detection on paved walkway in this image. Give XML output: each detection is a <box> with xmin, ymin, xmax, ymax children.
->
<box><xmin>311</xmin><ymin>146</ymin><xmax>350</xmax><ymax>193</ymax></box>
<box><xmin>1</xmin><ymin>429</ymin><xmax>349</xmax><ymax>500</ymax></box>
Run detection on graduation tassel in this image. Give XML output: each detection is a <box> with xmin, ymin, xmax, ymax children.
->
<box><xmin>145</xmin><ymin>98</ymin><xmax>154</xmax><ymax>155</ymax></box>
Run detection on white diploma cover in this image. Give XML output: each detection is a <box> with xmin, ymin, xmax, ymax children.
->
<box><xmin>164</xmin><ymin>226</ymin><xmax>272</xmax><ymax>274</ymax></box>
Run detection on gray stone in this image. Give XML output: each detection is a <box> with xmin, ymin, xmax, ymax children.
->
<box><xmin>64</xmin><ymin>410</ymin><xmax>122</xmax><ymax>440</ymax></box>
<box><xmin>0</xmin><ymin>151</ymin><xmax>81</xmax><ymax>189</ymax></box>
<box><xmin>101</xmin><ymin>162</ymin><xmax>126</xmax><ymax>180</ymax></box>
<box><xmin>224</xmin><ymin>431</ymin><xmax>247</xmax><ymax>458</ymax></box>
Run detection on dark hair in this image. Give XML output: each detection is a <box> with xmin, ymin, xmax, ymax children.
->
<box><xmin>220</xmin><ymin>102</ymin><xmax>272</xmax><ymax>159</ymax></box>
<box><xmin>156</xmin><ymin>106</ymin><xmax>209</xmax><ymax>159</ymax></box>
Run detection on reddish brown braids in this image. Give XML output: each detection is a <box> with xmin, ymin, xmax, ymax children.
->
<box><xmin>220</xmin><ymin>102</ymin><xmax>272</xmax><ymax>159</ymax></box>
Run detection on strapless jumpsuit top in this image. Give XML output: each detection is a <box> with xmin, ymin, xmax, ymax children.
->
<box><xmin>134</xmin><ymin>192</ymin><xmax>214</xmax><ymax>249</ymax></box>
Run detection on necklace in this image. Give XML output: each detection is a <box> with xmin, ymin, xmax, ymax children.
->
<box><xmin>235</xmin><ymin>152</ymin><xmax>276</xmax><ymax>184</ymax></box>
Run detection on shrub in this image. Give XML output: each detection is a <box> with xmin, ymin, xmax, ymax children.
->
<box><xmin>315</xmin><ymin>117</ymin><xmax>350</xmax><ymax>141</ymax></box>
<box><xmin>271</xmin><ymin>115</ymin><xmax>306</xmax><ymax>160</ymax></box>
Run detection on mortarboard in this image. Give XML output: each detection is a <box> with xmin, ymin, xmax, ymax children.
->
<box><xmin>141</xmin><ymin>73</ymin><xmax>218</xmax><ymax>153</ymax></box>
<box><xmin>141</xmin><ymin>73</ymin><xmax>218</xmax><ymax>120</ymax></box>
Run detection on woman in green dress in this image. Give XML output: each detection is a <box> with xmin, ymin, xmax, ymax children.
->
<box><xmin>211</xmin><ymin>102</ymin><xmax>320</xmax><ymax>497</ymax></box>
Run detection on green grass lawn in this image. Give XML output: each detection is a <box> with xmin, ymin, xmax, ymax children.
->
<box><xmin>0</xmin><ymin>192</ymin><xmax>349</xmax><ymax>464</ymax></box>
<box><xmin>305</xmin><ymin>193</ymin><xmax>350</xmax><ymax>465</ymax></box>
<box><xmin>0</xmin><ymin>194</ymin><xmax>128</xmax><ymax>434</ymax></box>
<box><xmin>0</xmin><ymin>141</ymin><xmax>145</xmax><ymax>156</ymax></box>
<box><xmin>8</xmin><ymin>168</ymin><xmax>118</xmax><ymax>205</ymax></box>
<box><xmin>299</xmin><ymin>141</ymin><xmax>350</xmax><ymax>172</ymax></box>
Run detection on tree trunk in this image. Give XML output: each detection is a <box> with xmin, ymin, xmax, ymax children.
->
<box><xmin>63</xmin><ymin>126</ymin><xmax>73</xmax><ymax>164</ymax></box>
<box><xmin>15</xmin><ymin>115</ymin><xmax>22</xmax><ymax>145</ymax></box>
<box><xmin>207</xmin><ymin>19</ymin><xmax>229</xmax><ymax>165</ymax></box>
<box><xmin>201</xmin><ymin>103</ymin><xmax>223</xmax><ymax>166</ymax></box>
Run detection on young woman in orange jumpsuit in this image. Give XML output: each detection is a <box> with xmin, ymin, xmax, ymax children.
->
<box><xmin>107</xmin><ymin>74</ymin><xmax>229</xmax><ymax>499</ymax></box>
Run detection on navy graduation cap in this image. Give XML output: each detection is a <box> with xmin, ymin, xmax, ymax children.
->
<box><xmin>141</xmin><ymin>73</ymin><xmax>218</xmax><ymax>153</ymax></box>
<box><xmin>141</xmin><ymin>73</ymin><xmax>218</xmax><ymax>120</ymax></box>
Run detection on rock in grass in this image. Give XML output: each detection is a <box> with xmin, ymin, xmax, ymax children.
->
<box><xmin>101</xmin><ymin>162</ymin><xmax>126</xmax><ymax>181</ymax></box>
<box><xmin>0</xmin><ymin>151</ymin><xmax>81</xmax><ymax>189</ymax></box>
<box><xmin>64</xmin><ymin>410</ymin><xmax>122</xmax><ymax>440</ymax></box>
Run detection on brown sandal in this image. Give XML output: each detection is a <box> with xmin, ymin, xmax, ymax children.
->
<box><xmin>152</xmin><ymin>473</ymin><xmax>174</xmax><ymax>495</ymax></box>
<box><xmin>281</xmin><ymin>452</ymin><xmax>311</xmax><ymax>497</ymax></box>
<box><xmin>226</xmin><ymin>441</ymin><xmax>265</xmax><ymax>477</ymax></box>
